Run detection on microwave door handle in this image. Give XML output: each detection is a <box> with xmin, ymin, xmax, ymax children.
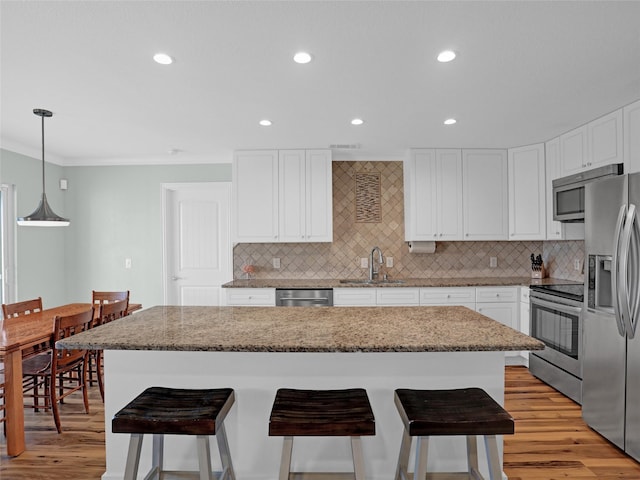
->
<box><xmin>612</xmin><ymin>204</ymin><xmax>628</xmax><ymax>337</ymax></box>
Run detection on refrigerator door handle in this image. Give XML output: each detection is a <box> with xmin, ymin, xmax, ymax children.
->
<box><xmin>620</xmin><ymin>204</ymin><xmax>637</xmax><ymax>339</ymax></box>
<box><xmin>612</xmin><ymin>204</ymin><xmax>628</xmax><ymax>337</ymax></box>
<box><xmin>624</xmin><ymin>204</ymin><xmax>640</xmax><ymax>339</ymax></box>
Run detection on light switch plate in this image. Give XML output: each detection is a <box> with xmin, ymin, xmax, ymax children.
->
<box><xmin>272</xmin><ymin>257</ymin><xmax>281</xmax><ymax>269</ymax></box>
<box><xmin>386</xmin><ymin>257</ymin><xmax>394</xmax><ymax>268</ymax></box>
<box><xmin>489</xmin><ymin>257</ymin><xmax>497</xmax><ymax>268</ymax></box>
<box><xmin>360</xmin><ymin>258</ymin><xmax>368</xmax><ymax>268</ymax></box>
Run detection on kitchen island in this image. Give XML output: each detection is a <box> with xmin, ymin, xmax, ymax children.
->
<box><xmin>59</xmin><ymin>305</ymin><xmax>543</xmax><ymax>480</ymax></box>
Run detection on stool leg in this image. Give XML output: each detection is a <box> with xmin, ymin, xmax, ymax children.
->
<box><xmin>149</xmin><ymin>434</ymin><xmax>164</xmax><ymax>479</ymax></box>
<box><xmin>466</xmin><ymin>435</ymin><xmax>480</xmax><ymax>479</ymax></box>
<box><xmin>394</xmin><ymin>429</ymin><xmax>412</xmax><ymax>480</ymax></box>
<box><xmin>484</xmin><ymin>435</ymin><xmax>502</xmax><ymax>480</ymax></box>
<box><xmin>278</xmin><ymin>436</ymin><xmax>293</xmax><ymax>480</ymax></box>
<box><xmin>216</xmin><ymin>423</ymin><xmax>236</xmax><ymax>480</ymax></box>
<box><xmin>351</xmin><ymin>436</ymin><xmax>366</xmax><ymax>480</ymax></box>
<box><xmin>413</xmin><ymin>436</ymin><xmax>429</xmax><ymax>480</ymax></box>
<box><xmin>197</xmin><ymin>435</ymin><xmax>214</xmax><ymax>480</ymax></box>
<box><xmin>123</xmin><ymin>433</ymin><xmax>143</xmax><ymax>480</ymax></box>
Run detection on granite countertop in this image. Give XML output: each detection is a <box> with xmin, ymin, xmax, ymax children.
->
<box><xmin>57</xmin><ymin>305</ymin><xmax>544</xmax><ymax>353</ymax></box>
<box><xmin>222</xmin><ymin>277</ymin><xmax>580</xmax><ymax>288</ymax></box>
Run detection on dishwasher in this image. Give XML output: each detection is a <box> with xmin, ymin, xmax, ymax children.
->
<box><xmin>275</xmin><ymin>288</ymin><xmax>333</xmax><ymax>307</ymax></box>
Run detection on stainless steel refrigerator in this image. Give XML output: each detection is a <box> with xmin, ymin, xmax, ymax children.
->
<box><xmin>583</xmin><ymin>172</ymin><xmax>640</xmax><ymax>460</ymax></box>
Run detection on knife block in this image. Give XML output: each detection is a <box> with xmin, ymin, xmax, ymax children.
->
<box><xmin>531</xmin><ymin>263</ymin><xmax>547</xmax><ymax>279</ymax></box>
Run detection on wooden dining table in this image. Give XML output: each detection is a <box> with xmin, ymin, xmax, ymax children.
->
<box><xmin>0</xmin><ymin>301</ymin><xmax>142</xmax><ymax>456</ymax></box>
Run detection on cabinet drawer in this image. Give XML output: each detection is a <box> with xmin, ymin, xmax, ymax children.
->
<box><xmin>226</xmin><ymin>288</ymin><xmax>275</xmax><ymax>306</ymax></box>
<box><xmin>476</xmin><ymin>287</ymin><xmax>518</xmax><ymax>303</ymax></box>
<box><xmin>420</xmin><ymin>287</ymin><xmax>476</xmax><ymax>305</ymax></box>
<box><xmin>333</xmin><ymin>288</ymin><xmax>377</xmax><ymax>306</ymax></box>
<box><xmin>376</xmin><ymin>288</ymin><xmax>420</xmax><ymax>306</ymax></box>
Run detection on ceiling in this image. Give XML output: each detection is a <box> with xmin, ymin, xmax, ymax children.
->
<box><xmin>1</xmin><ymin>1</ymin><xmax>640</xmax><ymax>166</ymax></box>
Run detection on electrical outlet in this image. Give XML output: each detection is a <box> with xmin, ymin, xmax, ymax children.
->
<box><xmin>489</xmin><ymin>257</ymin><xmax>497</xmax><ymax>268</ymax></box>
<box><xmin>386</xmin><ymin>256</ymin><xmax>394</xmax><ymax>268</ymax></box>
<box><xmin>574</xmin><ymin>259</ymin><xmax>581</xmax><ymax>271</ymax></box>
<box><xmin>360</xmin><ymin>258</ymin><xmax>368</xmax><ymax>268</ymax></box>
<box><xmin>125</xmin><ymin>258</ymin><xmax>132</xmax><ymax>269</ymax></box>
<box><xmin>272</xmin><ymin>257</ymin><xmax>281</xmax><ymax>269</ymax></box>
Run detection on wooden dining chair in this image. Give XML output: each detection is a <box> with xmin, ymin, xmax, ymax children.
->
<box><xmin>1</xmin><ymin>298</ymin><xmax>50</xmax><ymax>411</ymax></box>
<box><xmin>90</xmin><ymin>299</ymin><xmax>128</xmax><ymax>401</ymax></box>
<box><xmin>92</xmin><ymin>291</ymin><xmax>129</xmax><ymax>315</ymax></box>
<box><xmin>21</xmin><ymin>307</ymin><xmax>94</xmax><ymax>433</ymax></box>
<box><xmin>2</xmin><ymin>297</ymin><xmax>43</xmax><ymax>319</ymax></box>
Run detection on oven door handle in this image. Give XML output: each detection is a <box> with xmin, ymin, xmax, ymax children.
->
<box><xmin>612</xmin><ymin>204</ymin><xmax>628</xmax><ymax>337</ymax></box>
<box><xmin>531</xmin><ymin>297</ymin><xmax>583</xmax><ymax>315</ymax></box>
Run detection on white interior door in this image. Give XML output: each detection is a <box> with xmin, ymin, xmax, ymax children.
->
<box><xmin>163</xmin><ymin>183</ymin><xmax>232</xmax><ymax>306</ymax></box>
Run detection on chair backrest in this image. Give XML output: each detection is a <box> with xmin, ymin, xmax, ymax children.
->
<box><xmin>97</xmin><ymin>299</ymin><xmax>128</xmax><ymax>327</ymax></box>
<box><xmin>0</xmin><ymin>373</ymin><xmax>5</xmax><ymax>425</ymax></box>
<box><xmin>52</xmin><ymin>307</ymin><xmax>94</xmax><ymax>374</ymax></box>
<box><xmin>2</xmin><ymin>297</ymin><xmax>43</xmax><ymax>319</ymax></box>
<box><xmin>92</xmin><ymin>290</ymin><xmax>129</xmax><ymax>309</ymax></box>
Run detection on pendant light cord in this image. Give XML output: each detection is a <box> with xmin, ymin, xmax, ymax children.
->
<box><xmin>41</xmin><ymin>112</ymin><xmax>46</xmax><ymax>196</ymax></box>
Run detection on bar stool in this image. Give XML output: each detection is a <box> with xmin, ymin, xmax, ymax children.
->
<box><xmin>269</xmin><ymin>388</ymin><xmax>375</xmax><ymax>480</ymax></box>
<box><xmin>394</xmin><ymin>388</ymin><xmax>514</xmax><ymax>480</ymax></box>
<box><xmin>112</xmin><ymin>387</ymin><xmax>236</xmax><ymax>480</ymax></box>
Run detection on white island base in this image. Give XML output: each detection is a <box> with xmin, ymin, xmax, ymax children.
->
<box><xmin>102</xmin><ymin>350</ymin><xmax>507</xmax><ymax>480</ymax></box>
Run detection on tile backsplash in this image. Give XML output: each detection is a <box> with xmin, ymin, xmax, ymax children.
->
<box><xmin>234</xmin><ymin>161</ymin><xmax>584</xmax><ymax>282</ymax></box>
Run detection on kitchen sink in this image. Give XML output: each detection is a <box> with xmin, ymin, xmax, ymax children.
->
<box><xmin>339</xmin><ymin>279</ymin><xmax>406</xmax><ymax>285</ymax></box>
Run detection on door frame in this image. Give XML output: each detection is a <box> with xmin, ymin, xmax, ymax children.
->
<box><xmin>1</xmin><ymin>183</ymin><xmax>17</xmax><ymax>307</ymax></box>
<box><xmin>161</xmin><ymin>182</ymin><xmax>232</xmax><ymax>305</ymax></box>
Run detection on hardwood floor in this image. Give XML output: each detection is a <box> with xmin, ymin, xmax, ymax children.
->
<box><xmin>1</xmin><ymin>366</ymin><xmax>639</xmax><ymax>479</ymax></box>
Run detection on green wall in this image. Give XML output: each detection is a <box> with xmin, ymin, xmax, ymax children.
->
<box><xmin>1</xmin><ymin>148</ymin><xmax>231</xmax><ymax>309</ymax></box>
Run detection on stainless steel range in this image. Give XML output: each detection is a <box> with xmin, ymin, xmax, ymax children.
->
<box><xmin>529</xmin><ymin>283</ymin><xmax>584</xmax><ymax>404</ymax></box>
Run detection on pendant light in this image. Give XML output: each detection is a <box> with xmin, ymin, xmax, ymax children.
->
<box><xmin>17</xmin><ymin>109</ymin><xmax>70</xmax><ymax>227</ymax></box>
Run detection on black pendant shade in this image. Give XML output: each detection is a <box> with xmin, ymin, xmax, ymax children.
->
<box><xmin>17</xmin><ymin>109</ymin><xmax>70</xmax><ymax>227</ymax></box>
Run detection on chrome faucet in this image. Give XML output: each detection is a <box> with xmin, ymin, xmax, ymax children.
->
<box><xmin>369</xmin><ymin>246</ymin><xmax>384</xmax><ymax>281</ymax></box>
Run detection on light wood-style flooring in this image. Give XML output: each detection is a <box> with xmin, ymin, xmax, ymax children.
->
<box><xmin>1</xmin><ymin>366</ymin><xmax>639</xmax><ymax>479</ymax></box>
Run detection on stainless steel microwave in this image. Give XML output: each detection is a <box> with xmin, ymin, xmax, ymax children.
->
<box><xmin>552</xmin><ymin>163</ymin><xmax>623</xmax><ymax>222</ymax></box>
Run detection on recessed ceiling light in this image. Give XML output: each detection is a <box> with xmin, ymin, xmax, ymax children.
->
<box><xmin>153</xmin><ymin>53</ymin><xmax>174</xmax><ymax>65</ymax></box>
<box><xmin>437</xmin><ymin>50</ymin><xmax>456</xmax><ymax>63</ymax></box>
<box><xmin>444</xmin><ymin>118</ymin><xmax>457</xmax><ymax>125</ymax></box>
<box><xmin>259</xmin><ymin>119</ymin><xmax>273</xmax><ymax>127</ymax></box>
<box><xmin>293</xmin><ymin>52</ymin><xmax>312</xmax><ymax>64</ymax></box>
<box><xmin>351</xmin><ymin>118</ymin><xmax>364</xmax><ymax>126</ymax></box>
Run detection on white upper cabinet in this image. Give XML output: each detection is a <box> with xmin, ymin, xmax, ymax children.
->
<box><xmin>404</xmin><ymin>149</ymin><xmax>463</xmax><ymax>241</ymax></box>
<box><xmin>624</xmin><ymin>99</ymin><xmax>640</xmax><ymax>174</ymax></box>
<box><xmin>545</xmin><ymin>137</ymin><xmax>564</xmax><ymax>240</ymax></box>
<box><xmin>234</xmin><ymin>149</ymin><xmax>332</xmax><ymax>243</ymax></box>
<box><xmin>233</xmin><ymin>150</ymin><xmax>279</xmax><ymax>242</ymax></box>
<box><xmin>462</xmin><ymin>149</ymin><xmax>509</xmax><ymax>240</ymax></box>
<box><xmin>508</xmin><ymin>143</ymin><xmax>546</xmax><ymax>240</ymax></box>
<box><xmin>304</xmin><ymin>150</ymin><xmax>333</xmax><ymax>242</ymax></box>
<box><xmin>560</xmin><ymin>109</ymin><xmax>623</xmax><ymax>176</ymax></box>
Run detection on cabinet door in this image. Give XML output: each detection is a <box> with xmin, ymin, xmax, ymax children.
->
<box><xmin>545</xmin><ymin>138</ymin><xmax>564</xmax><ymax>240</ymax></box>
<box><xmin>589</xmin><ymin>109</ymin><xmax>623</xmax><ymax>168</ymax></box>
<box><xmin>436</xmin><ymin>149</ymin><xmax>464</xmax><ymax>240</ymax></box>
<box><xmin>333</xmin><ymin>288</ymin><xmax>377</xmax><ymax>306</ymax></box>
<box><xmin>476</xmin><ymin>302</ymin><xmax>519</xmax><ymax>358</ymax></box>
<box><xmin>305</xmin><ymin>150</ymin><xmax>333</xmax><ymax>242</ymax></box>
<box><xmin>376</xmin><ymin>288</ymin><xmax>420</xmax><ymax>306</ymax></box>
<box><xmin>462</xmin><ymin>149</ymin><xmax>508</xmax><ymax>240</ymax></box>
<box><xmin>279</xmin><ymin>150</ymin><xmax>306</xmax><ymax>242</ymax></box>
<box><xmin>508</xmin><ymin>144</ymin><xmax>546</xmax><ymax>240</ymax></box>
<box><xmin>624</xmin><ymin>99</ymin><xmax>640</xmax><ymax>174</ymax></box>
<box><xmin>404</xmin><ymin>149</ymin><xmax>437</xmax><ymax>240</ymax></box>
<box><xmin>233</xmin><ymin>151</ymin><xmax>278</xmax><ymax>242</ymax></box>
<box><xmin>560</xmin><ymin>125</ymin><xmax>588</xmax><ymax>176</ymax></box>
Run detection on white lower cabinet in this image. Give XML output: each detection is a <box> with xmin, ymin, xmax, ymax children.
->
<box><xmin>475</xmin><ymin>287</ymin><xmax>519</xmax><ymax>361</ymax></box>
<box><xmin>225</xmin><ymin>288</ymin><xmax>276</xmax><ymax>306</ymax></box>
<box><xmin>419</xmin><ymin>287</ymin><xmax>476</xmax><ymax>309</ymax></box>
<box><xmin>519</xmin><ymin>287</ymin><xmax>531</xmax><ymax>364</ymax></box>
<box><xmin>333</xmin><ymin>288</ymin><xmax>377</xmax><ymax>306</ymax></box>
<box><xmin>376</xmin><ymin>288</ymin><xmax>420</xmax><ymax>306</ymax></box>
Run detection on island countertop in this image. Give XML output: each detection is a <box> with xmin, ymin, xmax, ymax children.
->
<box><xmin>57</xmin><ymin>305</ymin><xmax>543</xmax><ymax>353</ymax></box>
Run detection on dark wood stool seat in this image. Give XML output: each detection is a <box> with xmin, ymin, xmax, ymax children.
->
<box><xmin>113</xmin><ymin>387</ymin><xmax>236</xmax><ymax>480</ymax></box>
<box><xmin>269</xmin><ymin>388</ymin><xmax>375</xmax><ymax>480</ymax></box>
<box><xmin>394</xmin><ymin>388</ymin><xmax>514</xmax><ymax>480</ymax></box>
